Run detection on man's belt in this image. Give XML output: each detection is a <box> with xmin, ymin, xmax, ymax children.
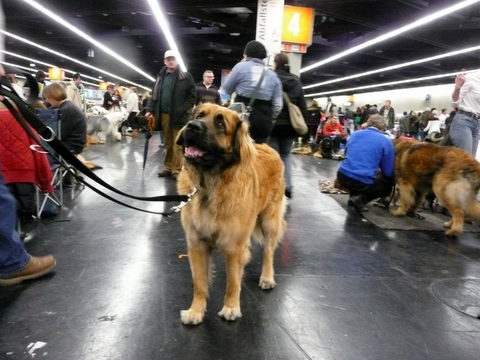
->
<box><xmin>459</xmin><ymin>109</ymin><xmax>480</xmax><ymax>120</ymax></box>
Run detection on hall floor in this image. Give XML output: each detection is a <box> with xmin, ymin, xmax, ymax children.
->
<box><xmin>1</xmin><ymin>134</ymin><xmax>480</xmax><ymax>360</ymax></box>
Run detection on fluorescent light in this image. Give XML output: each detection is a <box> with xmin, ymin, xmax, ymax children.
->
<box><xmin>147</xmin><ymin>0</ymin><xmax>187</xmax><ymax>72</ymax></box>
<box><xmin>303</xmin><ymin>44</ymin><xmax>480</xmax><ymax>90</ymax></box>
<box><xmin>2</xmin><ymin>50</ymin><xmax>102</xmax><ymax>83</ymax></box>
<box><xmin>1</xmin><ymin>31</ymin><xmax>151</xmax><ymax>91</ymax></box>
<box><xmin>300</xmin><ymin>0</ymin><xmax>480</xmax><ymax>73</ymax></box>
<box><xmin>1</xmin><ymin>61</ymin><xmax>102</xmax><ymax>87</ymax></box>
<box><xmin>22</xmin><ymin>0</ymin><xmax>155</xmax><ymax>82</ymax></box>
<box><xmin>305</xmin><ymin>69</ymin><xmax>480</xmax><ymax>97</ymax></box>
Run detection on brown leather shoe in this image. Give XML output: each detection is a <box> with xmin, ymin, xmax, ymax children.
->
<box><xmin>0</xmin><ymin>255</ymin><xmax>56</xmax><ymax>286</ymax></box>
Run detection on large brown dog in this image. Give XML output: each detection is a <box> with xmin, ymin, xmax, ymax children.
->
<box><xmin>176</xmin><ymin>103</ymin><xmax>286</xmax><ymax>325</ymax></box>
<box><xmin>392</xmin><ymin>139</ymin><xmax>480</xmax><ymax>237</ymax></box>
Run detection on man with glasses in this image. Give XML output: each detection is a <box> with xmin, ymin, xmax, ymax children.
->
<box><xmin>195</xmin><ymin>70</ymin><xmax>221</xmax><ymax>105</ymax></box>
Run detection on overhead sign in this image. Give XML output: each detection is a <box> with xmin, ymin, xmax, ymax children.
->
<box><xmin>48</xmin><ymin>67</ymin><xmax>65</xmax><ymax>80</ymax></box>
<box><xmin>256</xmin><ymin>0</ymin><xmax>285</xmax><ymax>55</ymax></box>
<box><xmin>281</xmin><ymin>6</ymin><xmax>314</xmax><ymax>45</ymax></box>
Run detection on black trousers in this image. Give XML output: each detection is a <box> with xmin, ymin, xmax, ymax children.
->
<box><xmin>337</xmin><ymin>171</ymin><xmax>392</xmax><ymax>203</ymax></box>
<box><xmin>127</xmin><ymin>112</ymin><xmax>138</xmax><ymax>129</ymax></box>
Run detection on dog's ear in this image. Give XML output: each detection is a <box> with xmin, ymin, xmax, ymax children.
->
<box><xmin>232</xmin><ymin>117</ymin><xmax>254</xmax><ymax>163</ymax></box>
<box><xmin>175</xmin><ymin>125</ymin><xmax>186</xmax><ymax>146</ymax></box>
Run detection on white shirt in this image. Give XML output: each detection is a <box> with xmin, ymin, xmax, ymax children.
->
<box><xmin>438</xmin><ymin>113</ymin><xmax>447</xmax><ymax>129</ymax></box>
<box><xmin>126</xmin><ymin>92</ymin><xmax>139</xmax><ymax>113</ymax></box>
<box><xmin>423</xmin><ymin>119</ymin><xmax>441</xmax><ymax>134</ymax></box>
<box><xmin>453</xmin><ymin>71</ymin><xmax>480</xmax><ymax>113</ymax></box>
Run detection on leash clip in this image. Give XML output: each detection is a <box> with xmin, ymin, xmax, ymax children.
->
<box><xmin>170</xmin><ymin>188</ymin><xmax>197</xmax><ymax>213</ymax></box>
<box><xmin>39</xmin><ymin>126</ymin><xmax>56</xmax><ymax>142</ymax></box>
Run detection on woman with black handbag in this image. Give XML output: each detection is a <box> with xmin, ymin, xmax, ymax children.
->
<box><xmin>268</xmin><ymin>53</ymin><xmax>308</xmax><ymax>200</ymax></box>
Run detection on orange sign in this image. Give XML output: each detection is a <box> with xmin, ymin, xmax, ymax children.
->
<box><xmin>48</xmin><ymin>67</ymin><xmax>65</xmax><ymax>80</ymax></box>
<box><xmin>281</xmin><ymin>6</ymin><xmax>314</xmax><ymax>45</ymax></box>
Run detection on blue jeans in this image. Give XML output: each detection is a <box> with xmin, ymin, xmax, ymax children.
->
<box><xmin>268</xmin><ymin>137</ymin><xmax>294</xmax><ymax>192</ymax></box>
<box><xmin>0</xmin><ymin>173</ymin><xmax>30</xmax><ymax>278</ymax></box>
<box><xmin>449</xmin><ymin>112</ymin><xmax>480</xmax><ymax>157</ymax></box>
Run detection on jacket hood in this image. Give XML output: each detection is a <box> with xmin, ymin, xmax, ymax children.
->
<box><xmin>276</xmin><ymin>69</ymin><xmax>302</xmax><ymax>95</ymax></box>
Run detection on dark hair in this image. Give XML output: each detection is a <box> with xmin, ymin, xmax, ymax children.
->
<box><xmin>274</xmin><ymin>53</ymin><xmax>290</xmax><ymax>72</ymax></box>
<box><xmin>35</xmin><ymin>70</ymin><xmax>46</xmax><ymax>79</ymax></box>
<box><xmin>243</xmin><ymin>40</ymin><xmax>267</xmax><ymax>59</ymax></box>
<box><xmin>73</xmin><ymin>73</ymin><xmax>81</xmax><ymax>80</ymax></box>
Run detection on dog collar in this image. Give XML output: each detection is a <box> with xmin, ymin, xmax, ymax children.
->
<box><xmin>171</xmin><ymin>188</ymin><xmax>198</xmax><ymax>213</ymax></box>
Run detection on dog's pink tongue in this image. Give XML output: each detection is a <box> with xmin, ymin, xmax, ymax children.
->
<box><xmin>185</xmin><ymin>146</ymin><xmax>204</xmax><ymax>157</ymax></box>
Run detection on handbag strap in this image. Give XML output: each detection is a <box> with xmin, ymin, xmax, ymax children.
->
<box><xmin>246</xmin><ymin>67</ymin><xmax>267</xmax><ymax>112</ymax></box>
<box><xmin>282</xmin><ymin>92</ymin><xmax>292</xmax><ymax>105</ymax></box>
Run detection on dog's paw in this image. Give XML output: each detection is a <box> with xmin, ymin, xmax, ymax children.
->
<box><xmin>445</xmin><ymin>228</ymin><xmax>460</xmax><ymax>238</ymax></box>
<box><xmin>390</xmin><ymin>209</ymin><xmax>405</xmax><ymax>217</ymax></box>
<box><xmin>443</xmin><ymin>220</ymin><xmax>452</xmax><ymax>228</ymax></box>
<box><xmin>259</xmin><ymin>277</ymin><xmax>276</xmax><ymax>290</ymax></box>
<box><xmin>180</xmin><ymin>309</ymin><xmax>205</xmax><ymax>325</ymax></box>
<box><xmin>218</xmin><ymin>306</ymin><xmax>242</xmax><ymax>321</ymax></box>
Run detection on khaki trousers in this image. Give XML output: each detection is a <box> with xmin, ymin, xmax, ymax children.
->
<box><xmin>161</xmin><ymin>113</ymin><xmax>182</xmax><ymax>174</ymax></box>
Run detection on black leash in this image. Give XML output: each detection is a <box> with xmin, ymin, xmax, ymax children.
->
<box><xmin>0</xmin><ymin>77</ymin><xmax>190</xmax><ymax>216</ymax></box>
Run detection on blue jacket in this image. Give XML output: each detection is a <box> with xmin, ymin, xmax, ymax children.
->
<box><xmin>222</xmin><ymin>58</ymin><xmax>283</xmax><ymax>118</ymax></box>
<box><xmin>339</xmin><ymin>127</ymin><xmax>395</xmax><ymax>184</ymax></box>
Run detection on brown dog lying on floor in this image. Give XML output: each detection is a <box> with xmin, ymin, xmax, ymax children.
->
<box><xmin>392</xmin><ymin>139</ymin><xmax>480</xmax><ymax>237</ymax></box>
<box><xmin>175</xmin><ymin>103</ymin><xmax>287</xmax><ymax>325</ymax></box>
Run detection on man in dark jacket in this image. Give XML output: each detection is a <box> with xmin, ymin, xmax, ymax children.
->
<box><xmin>379</xmin><ymin>100</ymin><xmax>395</xmax><ymax>130</ymax></box>
<box><xmin>195</xmin><ymin>70</ymin><xmax>221</xmax><ymax>105</ymax></box>
<box><xmin>144</xmin><ymin>50</ymin><xmax>196</xmax><ymax>179</ymax></box>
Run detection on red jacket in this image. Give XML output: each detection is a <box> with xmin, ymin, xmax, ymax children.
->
<box><xmin>319</xmin><ymin>121</ymin><xmax>346</xmax><ymax>137</ymax></box>
<box><xmin>0</xmin><ymin>108</ymin><xmax>53</xmax><ymax>193</ymax></box>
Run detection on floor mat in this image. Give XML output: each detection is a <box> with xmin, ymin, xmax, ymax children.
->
<box><xmin>432</xmin><ymin>279</ymin><xmax>480</xmax><ymax>319</ymax></box>
<box><xmin>327</xmin><ymin>192</ymin><xmax>480</xmax><ymax>232</ymax></box>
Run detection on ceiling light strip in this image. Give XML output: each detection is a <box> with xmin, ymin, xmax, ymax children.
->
<box><xmin>147</xmin><ymin>0</ymin><xmax>187</xmax><ymax>72</ymax></box>
<box><xmin>1</xmin><ymin>50</ymin><xmax>107</xmax><ymax>84</ymax></box>
<box><xmin>22</xmin><ymin>0</ymin><xmax>155</xmax><ymax>82</ymax></box>
<box><xmin>302</xmin><ymin>45</ymin><xmax>480</xmax><ymax>90</ymax></box>
<box><xmin>1</xmin><ymin>31</ymin><xmax>151</xmax><ymax>91</ymax></box>
<box><xmin>304</xmin><ymin>69</ymin><xmax>480</xmax><ymax>97</ymax></box>
<box><xmin>0</xmin><ymin>60</ymin><xmax>104</xmax><ymax>88</ymax></box>
<box><xmin>300</xmin><ymin>0</ymin><xmax>480</xmax><ymax>73</ymax></box>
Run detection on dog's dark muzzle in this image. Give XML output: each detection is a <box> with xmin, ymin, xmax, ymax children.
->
<box><xmin>185</xmin><ymin>120</ymin><xmax>206</xmax><ymax>136</ymax></box>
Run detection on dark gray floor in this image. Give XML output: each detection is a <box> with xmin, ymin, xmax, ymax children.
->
<box><xmin>1</xmin><ymin>133</ymin><xmax>480</xmax><ymax>360</ymax></box>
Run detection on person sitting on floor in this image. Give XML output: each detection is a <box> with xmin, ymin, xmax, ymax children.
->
<box><xmin>318</xmin><ymin>114</ymin><xmax>347</xmax><ymax>153</ymax></box>
<box><xmin>336</xmin><ymin>114</ymin><xmax>395</xmax><ymax>212</ymax></box>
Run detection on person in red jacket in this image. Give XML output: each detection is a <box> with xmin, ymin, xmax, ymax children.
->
<box><xmin>319</xmin><ymin>114</ymin><xmax>347</xmax><ymax>153</ymax></box>
<box><xmin>0</xmin><ymin>62</ymin><xmax>57</xmax><ymax>286</ymax></box>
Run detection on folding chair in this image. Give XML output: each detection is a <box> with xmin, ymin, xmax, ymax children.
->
<box><xmin>34</xmin><ymin>108</ymin><xmax>73</xmax><ymax>220</ymax></box>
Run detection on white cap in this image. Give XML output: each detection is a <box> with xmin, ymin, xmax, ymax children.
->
<box><xmin>164</xmin><ymin>50</ymin><xmax>177</xmax><ymax>59</ymax></box>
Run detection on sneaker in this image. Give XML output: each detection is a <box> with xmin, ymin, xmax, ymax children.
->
<box><xmin>158</xmin><ymin>170</ymin><xmax>172</xmax><ymax>177</ymax></box>
<box><xmin>0</xmin><ymin>255</ymin><xmax>56</xmax><ymax>286</ymax></box>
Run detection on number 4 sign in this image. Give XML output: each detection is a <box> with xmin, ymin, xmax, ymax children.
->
<box><xmin>281</xmin><ymin>6</ymin><xmax>314</xmax><ymax>45</ymax></box>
